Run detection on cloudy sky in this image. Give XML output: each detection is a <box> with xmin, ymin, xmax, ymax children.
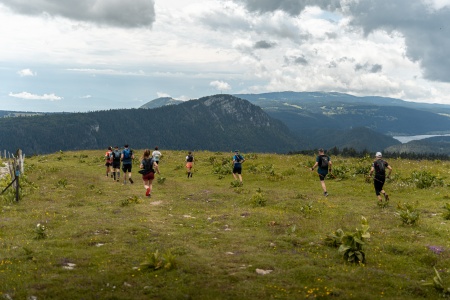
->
<box><xmin>1</xmin><ymin>0</ymin><xmax>450</xmax><ymax>112</ymax></box>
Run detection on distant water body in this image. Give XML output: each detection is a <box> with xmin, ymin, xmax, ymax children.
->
<box><xmin>393</xmin><ymin>134</ymin><xmax>450</xmax><ymax>143</ymax></box>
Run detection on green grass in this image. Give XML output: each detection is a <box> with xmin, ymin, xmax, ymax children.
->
<box><xmin>1</xmin><ymin>150</ymin><xmax>450</xmax><ymax>299</ymax></box>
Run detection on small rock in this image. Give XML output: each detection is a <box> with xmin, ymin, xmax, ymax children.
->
<box><xmin>256</xmin><ymin>268</ymin><xmax>273</xmax><ymax>275</ymax></box>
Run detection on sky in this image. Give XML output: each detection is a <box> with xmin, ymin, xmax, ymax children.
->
<box><xmin>1</xmin><ymin>0</ymin><xmax>450</xmax><ymax>112</ymax></box>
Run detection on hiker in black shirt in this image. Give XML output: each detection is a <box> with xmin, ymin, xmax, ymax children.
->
<box><xmin>311</xmin><ymin>148</ymin><xmax>332</xmax><ymax>197</ymax></box>
<box><xmin>369</xmin><ymin>152</ymin><xmax>392</xmax><ymax>203</ymax></box>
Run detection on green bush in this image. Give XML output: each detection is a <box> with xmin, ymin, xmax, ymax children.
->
<box><xmin>396</xmin><ymin>201</ymin><xmax>420</xmax><ymax>225</ymax></box>
<box><xmin>410</xmin><ymin>170</ymin><xmax>443</xmax><ymax>189</ymax></box>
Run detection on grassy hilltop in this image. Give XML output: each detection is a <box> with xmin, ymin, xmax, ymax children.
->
<box><xmin>1</xmin><ymin>150</ymin><xmax>450</xmax><ymax>299</ymax></box>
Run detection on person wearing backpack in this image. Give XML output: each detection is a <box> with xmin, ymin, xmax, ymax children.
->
<box><xmin>121</xmin><ymin>144</ymin><xmax>135</xmax><ymax>184</ymax></box>
<box><xmin>185</xmin><ymin>151</ymin><xmax>194</xmax><ymax>178</ymax></box>
<box><xmin>139</xmin><ymin>149</ymin><xmax>160</xmax><ymax>197</ymax></box>
<box><xmin>232</xmin><ymin>150</ymin><xmax>245</xmax><ymax>185</ymax></box>
<box><xmin>111</xmin><ymin>146</ymin><xmax>121</xmax><ymax>182</ymax></box>
<box><xmin>369</xmin><ymin>152</ymin><xmax>392</xmax><ymax>203</ymax></box>
<box><xmin>105</xmin><ymin>146</ymin><xmax>113</xmax><ymax>178</ymax></box>
<box><xmin>310</xmin><ymin>148</ymin><xmax>332</xmax><ymax>197</ymax></box>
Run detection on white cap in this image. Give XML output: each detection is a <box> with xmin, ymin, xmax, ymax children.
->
<box><xmin>375</xmin><ymin>152</ymin><xmax>382</xmax><ymax>158</ymax></box>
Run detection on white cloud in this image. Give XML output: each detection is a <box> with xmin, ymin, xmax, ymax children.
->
<box><xmin>0</xmin><ymin>0</ymin><xmax>156</xmax><ymax>28</ymax></box>
<box><xmin>9</xmin><ymin>92</ymin><xmax>63</xmax><ymax>101</ymax></box>
<box><xmin>17</xmin><ymin>69</ymin><xmax>36</xmax><ymax>77</ymax></box>
<box><xmin>210</xmin><ymin>80</ymin><xmax>232</xmax><ymax>91</ymax></box>
<box><xmin>1</xmin><ymin>0</ymin><xmax>450</xmax><ymax>112</ymax></box>
<box><xmin>80</xmin><ymin>95</ymin><xmax>92</xmax><ymax>99</ymax></box>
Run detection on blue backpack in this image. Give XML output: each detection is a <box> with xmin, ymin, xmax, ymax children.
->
<box><xmin>123</xmin><ymin>148</ymin><xmax>131</xmax><ymax>159</ymax></box>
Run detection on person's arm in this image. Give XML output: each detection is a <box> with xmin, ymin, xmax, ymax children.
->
<box><xmin>328</xmin><ymin>160</ymin><xmax>332</xmax><ymax>172</ymax></box>
<box><xmin>311</xmin><ymin>162</ymin><xmax>318</xmax><ymax>171</ymax></box>
<box><xmin>387</xmin><ymin>165</ymin><xmax>392</xmax><ymax>178</ymax></box>
<box><xmin>369</xmin><ymin>166</ymin><xmax>374</xmax><ymax>176</ymax></box>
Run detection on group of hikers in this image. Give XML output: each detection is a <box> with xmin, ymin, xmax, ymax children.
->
<box><xmin>104</xmin><ymin>146</ymin><xmax>391</xmax><ymax>203</ymax></box>
<box><xmin>311</xmin><ymin>148</ymin><xmax>393</xmax><ymax>203</ymax></box>
<box><xmin>104</xmin><ymin>145</ymin><xmax>161</xmax><ymax>197</ymax></box>
<box><xmin>104</xmin><ymin>146</ymin><xmax>246</xmax><ymax>197</ymax></box>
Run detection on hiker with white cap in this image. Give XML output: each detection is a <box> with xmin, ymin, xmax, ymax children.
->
<box><xmin>369</xmin><ymin>152</ymin><xmax>392</xmax><ymax>204</ymax></box>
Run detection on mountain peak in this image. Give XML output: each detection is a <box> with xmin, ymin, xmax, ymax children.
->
<box><xmin>140</xmin><ymin>97</ymin><xmax>183</xmax><ymax>109</ymax></box>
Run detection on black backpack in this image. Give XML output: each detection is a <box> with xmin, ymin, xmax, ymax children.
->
<box><xmin>375</xmin><ymin>160</ymin><xmax>386</xmax><ymax>174</ymax></box>
<box><xmin>320</xmin><ymin>155</ymin><xmax>329</xmax><ymax>168</ymax></box>
<box><xmin>140</xmin><ymin>158</ymin><xmax>154</xmax><ymax>174</ymax></box>
<box><xmin>112</xmin><ymin>150</ymin><xmax>121</xmax><ymax>162</ymax></box>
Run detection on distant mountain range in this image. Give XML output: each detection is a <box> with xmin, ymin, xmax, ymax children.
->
<box><xmin>140</xmin><ymin>92</ymin><xmax>450</xmax><ymax>154</ymax></box>
<box><xmin>0</xmin><ymin>95</ymin><xmax>299</xmax><ymax>154</ymax></box>
<box><xmin>2</xmin><ymin>92</ymin><xmax>450</xmax><ymax>155</ymax></box>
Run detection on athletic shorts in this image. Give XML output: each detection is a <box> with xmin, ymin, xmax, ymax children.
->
<box><xmin>318</xmin><ymin>173</ymin><xmax>327</xmax><ymax>181</ymax></box>
<box><xmin>233</xmin><ymin>166</ymin><xmax>242</xmax><ymax>174</ymax></box>
<box><xmin>374</xmin><ymin>175</ymin><xmax>385</xmax><ymax>195</ymax></box>
<box><xmin>105</xmin><ymin>162</ymin><xmax>112</xmax><ymax>167</ymax></box>
<box><xmin>142</xmin><ymin>172</ymin><xmax>155</xmax><ymax>181</ymax></box>
<box><xmin>122</xmin><ymin>163</ymin><xmax>132</xmax><ymax>173</ymax></box>
<box><xmin>186</xmin><ymin>162</ymin><xmax>193</xmax><ymax>168</ymax></box>
<box><xmin>112</xmin><ymin>162</ymin><xmax>120</xmax><ymax>169</ymax></box>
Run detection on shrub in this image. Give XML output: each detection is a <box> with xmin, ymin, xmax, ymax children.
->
<box><xmin>353</xmin><ymin>164</ymin><xmax>371</xmax><ymax>175</ymax></box>
<box><xmin>331</xmin><ymin>165</ymin><xmax>350</xmax><ymax>180</ymax></box>
<box><xmin>396</xmin><ymin>201</ymin><xmax>420</xmax><ymax>225</ymax></box>
<box><xmin>251</xmin><ymin>191</ymin><xmax>266</xmax><ymax>207</ymax></box>
<box><xmin>410</xmin><ymin>170</ymin><xmax>443</xmax><ymax>189</ymax></box>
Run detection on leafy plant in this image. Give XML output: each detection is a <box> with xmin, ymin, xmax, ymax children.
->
<box><xmin>330</xmin><ymin>165</ymin><xmax>349</xmax><ymax>180</ymax></box>
<box><xmin>34</xmin><ymin>223</ymin><xmax>47</xmax><ymax>240</ymax></box>
<box><xmin>410</xmin><ymin>170</ymin><xmax>443</xmax><ymax>189</ymax></box>
<box><xmin>396</xmin><ymin>201</ymin><xmax>420</xmax><ymax>225</ymax></box>
<box><xmin>251</xmin><ymin>191</ymin><xmax>266</xmax><ymax>207</ymax></box>
<box><xmin>338</xmin><ymin>216</ymin><xmax>370</xmax><ymax>264</ymax></box>
<box><xmin>422</xmin><ymin>267</ymin><xmax>450</xmax><ymax>297</ymax></box>
<box><xmin>120</xmin><ymin>196</ymin><xmax>141</xmax><ymax>207</ymax></box>
<box><xmin>157</xmin><ymin>177</ymin><xmax>166</xmax><ymax>184</ymax></box>
<box><xmin>56</xmin><ymin>178</ymin><xmax>68</xmax><ymax>188</ymax></box>
<box><xmin>299</xmin><ymin>202</ymin><xmax>317</xmax><ymax>217</ymax></box>
<box><xmin>140</xmin><ymin>249</ymin><xmax>177</xmax><ymax>271</ymax></box>
<box><xmin>230</xmin><ymin>180</ymin><xmax>242</xmax><ymax>188</ymax></box>
<box><xmin>324</xmin><ymin>229</ymin><xmax>344</xmax><ymax>248</ymax></box>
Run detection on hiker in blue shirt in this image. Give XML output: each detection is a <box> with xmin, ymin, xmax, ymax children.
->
<box><xmin>369</xmin><ymin>152</ymin><xmax>392</xmax><ymax>204</ymax></box>
<box><xmin>311</xmin><ymin>148</ymin><xmax>332</xmax><ymax>197</ymax></box>
<box><xmin>121</xmin><ymin>144</ymin><xmax>135</xmax><ymax>184</ymax></box>
<box><xmin>232</xmin><ymin>150</ymin><xmax>245</xmax><ymax>185</ymax></box>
